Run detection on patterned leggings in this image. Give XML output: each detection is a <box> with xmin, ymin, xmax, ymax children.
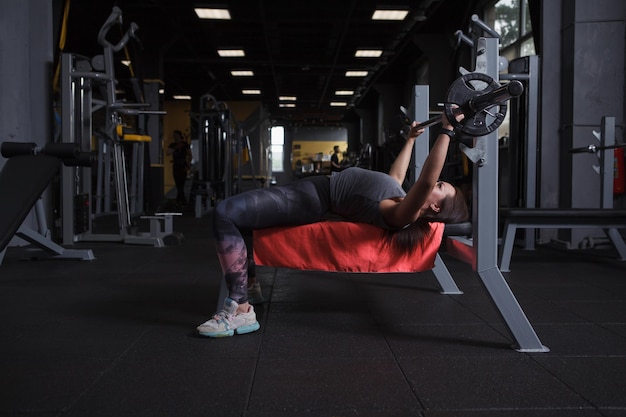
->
<box><xmin>212</xmin><ymin>175</ymin><xmax>330</xmax><ymax>303</ymax></box>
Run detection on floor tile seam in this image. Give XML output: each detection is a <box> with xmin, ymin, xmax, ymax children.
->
<box><xmin>532</xmin><ymin>354</ymin><xmax>626</xmax><ymax>359</ymax></box>
<box><xmin>244</xmin><ymin>335</ymin><xmax>264</xmax><ymax>415</ymax></box>
<box><xmin>533</xmin><ymin>322</ymin><xmax>626</xmax><ymax>327</ymax></box>
<box><xmin>523</xmin><ymin>290</ymin><xmax>626</xmax><ymax>303</ymax></box>
<box><xmin>356</xmin><ymin>284</ymin><xmax>428</xmax><ymax>413</ymax></box>
<box><xmin>56</xmin><ymin>327</ymin><xmax>152</xmax><ymax>415</ymax></box>
<box><xmin>551</xmin><ymin>299</ymin><xmax>626</xmax><ymax>304</ymax></box>
<box><xmin>325</xmin><ymin>277</ymin><xmax>431</xmax><ymax>409</ymax></box>
<box><xmin>246</xmin><ymin>267</ymin><xmax>279</xmax><ymax>413</ymax></box>
<box><xmin>597</xmin><ymin>323</ymin><xmax>626</xmax><ymax>340</ymax></box>
<box><xmin>525</xmin><ymin>349</ymin><xmax>607</xmax><ymax>411</ymax></box>
<box><xmin>420</xmin><ymin>405</ymin><xmax>601</xmax><ymax>412</ymax></box>
<box><xmin>443</xmin><ymin>293</ymin><xmax>517</xmax><ymax>341</ymax></box>
<box><xmin>395</xmin><ymin>354</ymin><xmax>521</xmax><ymax>360</ymax></box>
<box><xmin>529</xmin><ymin>302</ymin><xmax>626</xmax><ymax>325</ymax></box>
<box><xmin>388</xmin><ymin>322</ymin><xmax>502</xmax><ymax>327</ymax></box>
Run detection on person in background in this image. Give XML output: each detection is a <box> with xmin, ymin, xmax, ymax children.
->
<box><xmin>330</xmin><ymin>145</ymin><xmax>342</xmax><ymax>173</ymax></box>
<box><xmin>167</xmin><ymin>130</ymin><xmax>191</xmax><ymax>205</ymax></box>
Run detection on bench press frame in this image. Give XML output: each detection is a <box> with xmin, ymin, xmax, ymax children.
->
<box><xmin>217</xmin><ymin>25</ymin><xmax>548</xmax><ymax>352</ymax></box>
<box><xmin>423</xmin><ymin>32</ymin><xmax>547</xmax><ymax>352</ymax></box>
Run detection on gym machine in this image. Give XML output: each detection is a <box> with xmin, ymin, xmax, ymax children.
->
<box><xmin>59</xmin><ymin>7</ymin><xmax>174</xmax><ymax>247</ymax></box>
<box><xmin>194</xmin><ymin>94</ymin><xmax>263</xmax><ymax>214</ymax></box>
<box><xmin>193</xmin><ymin>94</ymin><xmax>232</xmax><ymax>214</ymax></box>
<box><xmin>499</xmin><ymin>55</ymin><xmax>541</xmax><ymax>250</ymax></box>
<box><xmin>411</xmin><ymin>15</ymin><xmax>548</xmax><ymax>352</ymax></box>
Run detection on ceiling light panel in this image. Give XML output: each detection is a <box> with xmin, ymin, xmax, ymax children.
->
<box><xmin>194</xmin><ymin>8</ymin><xmax>231</xmax><ymax>20</ymax></box>
<box><xmin>231</xmin><ymin>70</ymin><xmax>254</xmax><ymax>76</ymax></box>
<box><xmin>217</xmin><ymin>49</ymin><xmax>245</xmax><ymax>57</ymax></box>
<box><xmin>345</xmin><ymin>71</ymin><xmax>368</xmax><ymax>77</ymax></box>
<box><xmin>371</xmin><ymin>10</ymin><xmax>409</xmax><ymax>20</ymax></box>
<box><xmin>355</xmin><ymin>49</ymin><xmax>383</xmax><ymax>57</ymax></box>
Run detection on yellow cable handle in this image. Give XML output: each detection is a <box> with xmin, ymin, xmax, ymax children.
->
<box><xmin>52</xmin><ymin>0</ymin><xmax>71</xmax><ymax>93</ymax></box>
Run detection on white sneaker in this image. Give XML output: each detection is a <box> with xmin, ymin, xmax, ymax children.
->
<box><xmin>247</xmin><ymin>282</ymin><xmax>265</xmax><ymax>304</ymax></box>
<box><xmin>197</xmin><ymin>298</ymin><xmax>260</xmax><ymax>338</ymax></box>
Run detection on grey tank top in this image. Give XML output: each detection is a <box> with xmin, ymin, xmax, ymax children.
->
<box><xmin>329</xmin><ymin>167</ymin><xmax>406</xmax><ymax>229</ymax></box>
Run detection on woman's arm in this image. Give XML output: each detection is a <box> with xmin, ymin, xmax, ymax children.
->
<box><xmin>381</xmin><ymin>115</ymin><xmax>457</xmax><ymax>227</ymax></box>
<box><xmin>387</xmin><ymin>124</ymin><xmax>425</xmax><ymax>184</ymax></box>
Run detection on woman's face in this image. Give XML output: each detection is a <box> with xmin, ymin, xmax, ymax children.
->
<box><xmin>429</xmin><ymin>181</ymin><xmax>455</xmax><ymax>210</ymax></box>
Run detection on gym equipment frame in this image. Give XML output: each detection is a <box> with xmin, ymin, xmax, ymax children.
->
<box><xmin>445</xmin><ymin>16</ymin><xmax>548</xmax><ymax>352</ymax></box>
<box><xmin>216</xmin><ymin>15</ymin><xmax>547</xmax><ymax>352</ymax></box>
<box><xmin>59</xmin><ymin>7</ymin><xmax>172</xmax><ymax>247</ymax></box>
<box><xmin>499</xmin><ymin>116</ymin><xmax>626</xmax><ymax>272</ymax></box>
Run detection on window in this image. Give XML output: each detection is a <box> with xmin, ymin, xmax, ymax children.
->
<box><xmin>487</xmin><ymin>0</ymin><xmax>535</xmax><ymax>58</ymax></box>
<box><xmin>493</xmin><ymin>0</ymin><xmax>520</xmax><ymax>48</ymax></box>
<box><xmin>270</xmin><ymin>126</ymin><xmax>284</xmax><ymax>173</ymax></box>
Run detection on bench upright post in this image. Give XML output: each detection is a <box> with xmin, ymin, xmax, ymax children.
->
<box><xmin>467</xmin><ymin>35</ymin><xmax>547</xmax><ymax>352</ymax></box>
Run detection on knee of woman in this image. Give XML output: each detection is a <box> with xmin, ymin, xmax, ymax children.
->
<box><xmin>212</xmin><ymin>200</ymin><xmax>229</xmax><ymax>225</ymax></box>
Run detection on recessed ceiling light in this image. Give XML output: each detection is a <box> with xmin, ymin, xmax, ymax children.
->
<box><xmin>279</xmin><ymin>103</ymin><xmax>296</xmax><ymax>108</ymax></box>
<box><xmin>345</xmin><ymin>70</ymin><xmax>368</xmax><ymax>77</ymax></box>
<box><xmin>194</xmin><ymin>8</ymin><xmax>231</xmax><ymax>20</ymax></box>
<box><xmin>371</xmin><ymin>10</ymin><xmax>409</xmax><ymax>20</ymax></box>
<box><xmin>217</xmin><ymin>49</ymin><xmax>245</xmax><ymax>57</ymax></box>
<box><xmin>279</xmin><ymin>96</ymin><xmax>297</xmax><ymax>101</ymax></box>
<box><xmin>355</xmin><ymin>49</ymin><xmax>383</xmax><ymax>57</ymax></box>
<box><xmin>231</xmin><ymin>70</ymin><xmax>254</xmax><ymax>76</ymax></box>
<box><xmin>330</xmin><ymin>102</ymin><xmax>347</xmax><ymax>107</ymax></box>
<box><xmin>242</xmin><ymin>89</ymin><xmax>261</xmax><ymax>95</ymax></box>
<box><xmin>335</xmin><ymin>90</ymin><xmax>354</xmax><ymax>96</ymax></box>
<box><xmin>173</xmin><ymin>95</ymin><xmax>192</xmax><ymax>100</ymax></box>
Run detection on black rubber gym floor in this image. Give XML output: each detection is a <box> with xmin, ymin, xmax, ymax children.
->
<box><xmin>1</xmin><ymin>209</ymin><xmax>625</xmax><ymax>416</ymax></box>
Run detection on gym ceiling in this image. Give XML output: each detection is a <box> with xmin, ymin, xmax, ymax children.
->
<box><xmin>61</xmin><ymin>0</ymin><xmax>481</xmax><ymax>124</ymax></box>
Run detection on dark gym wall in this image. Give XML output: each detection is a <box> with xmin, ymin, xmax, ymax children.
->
<box><xmin>0</xmin><ymin>0</ymin><xmax>54</xmax><ymax>238</ymax></box>
<box><xmin>556</xmin><ymin>0</ymin><xmax>625</xmax><ymax>244</ymax></box>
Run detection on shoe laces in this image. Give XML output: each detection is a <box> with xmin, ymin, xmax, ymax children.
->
<box><xmin>212</xmin><ymin>310</ymin><xmax>233</xmax><ymax>322</ymax></box>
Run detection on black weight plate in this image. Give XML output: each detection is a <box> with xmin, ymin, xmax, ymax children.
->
<box><xmin>444</xmin><ymin>73</ymin><xmax>507</xmax><ymax>136</ymax></box>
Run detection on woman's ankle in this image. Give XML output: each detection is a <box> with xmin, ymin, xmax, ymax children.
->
<box><xmin>237</xmin><ymin>302</ymin><xmax>250</xmax><ymax>314</ymax></box>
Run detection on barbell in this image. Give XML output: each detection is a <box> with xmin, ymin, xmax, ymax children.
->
<box><xmin>402</xmin><ymin>72</ymin><xmax>524</xmax><ymax>137</ymax></box>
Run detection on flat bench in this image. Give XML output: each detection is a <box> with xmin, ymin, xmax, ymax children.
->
<box><xmin>216</xmin><ymin>220</ymin><xmax>463</xmax><ymax>308</ymax></box>
<box><xmin>499</xmin><ymin>208</ymin><xmax>626</xmax><ymax>271</ymax></box>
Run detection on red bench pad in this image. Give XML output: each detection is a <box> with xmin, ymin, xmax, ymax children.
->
<box><xmin>253</xmin><ymin>221</ymin><xmax>444</xmax><ymax>273</ymax></box>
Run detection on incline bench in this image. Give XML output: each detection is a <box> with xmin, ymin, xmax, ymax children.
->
<box><xmin>499</xmin><ymin>208</ymin><xmax>626</xmax><ymax>272</ymax></box>
<box><xmin>0</xmin><ymin>142</ymin><xmax>95</xmax><ymax>265</ymax></box>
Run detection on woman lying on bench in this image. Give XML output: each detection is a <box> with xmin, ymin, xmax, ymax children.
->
<box><xmin>197</xmin><ymin>113</ymin><xmax>469</xmax><ymax>338</ymax></box>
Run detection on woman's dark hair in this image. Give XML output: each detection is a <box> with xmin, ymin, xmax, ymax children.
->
<box><xmin>384</xmin><ymin>185</ymin><xmax>469</xmax><ymax>255</ymax></box>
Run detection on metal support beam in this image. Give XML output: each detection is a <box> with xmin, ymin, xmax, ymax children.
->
<box><xmin>465</xmin><ymin>28</ymin><xmax>548</xmax><ymax>352</ymax></box>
